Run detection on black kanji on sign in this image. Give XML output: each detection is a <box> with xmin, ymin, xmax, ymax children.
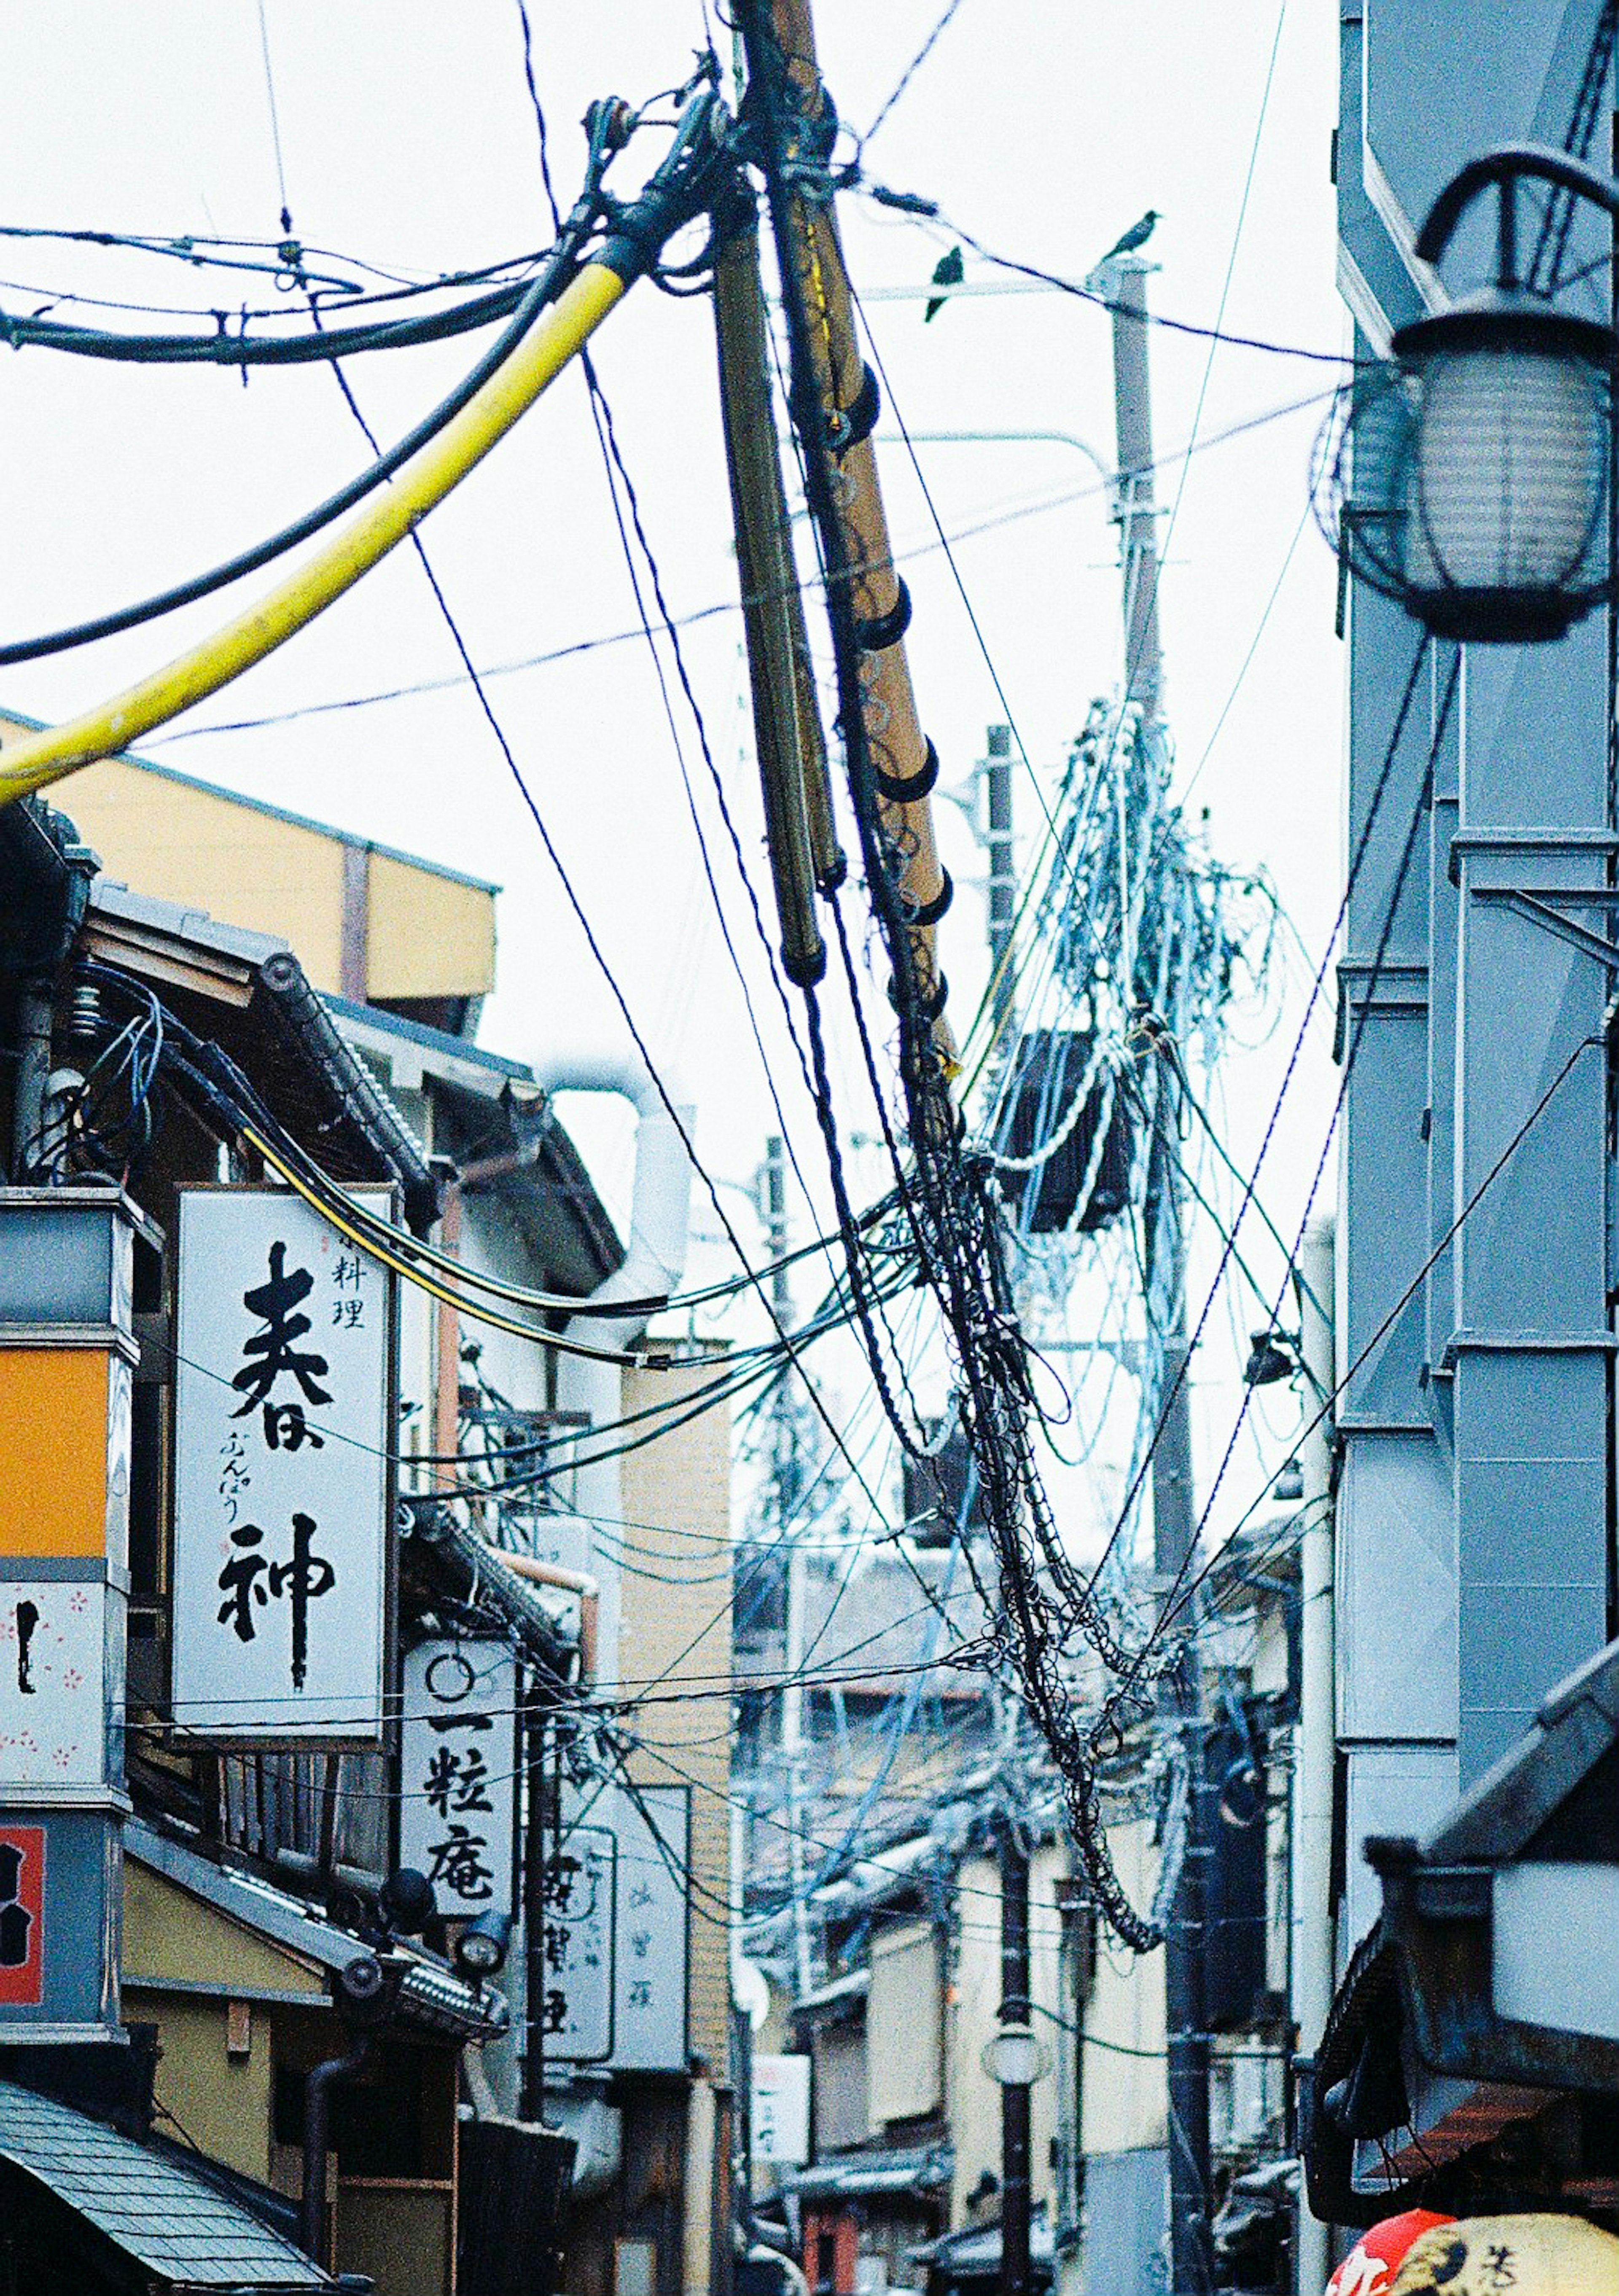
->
<box><xmin>262</xmin><ymin>1402</ymin><xmax>324</xmax><ymax>1453</ymax></box>
<box><xmin>232</xmin><ymin>1241</ymin><xmax>331</xmax><ymax>1418</ymax></box>
<box><xmin>425</xmin><ymin>1824</ymin><xmax>495</xmax><ymax>1903</ymax></box>
<box><xmin>269</xmin><ymin>1512</ymin><xmax>335</xmax><ymax>1690</ymax></box>
<box><xmin>217</xmin><ymin>1512</ymin><xmax>336</xmax><ymax>1688</ymax></box>
<box><xmin>423</xmin><ymin>1744</ymin><xmax>494</xmax><ymax>1820</ymax></box>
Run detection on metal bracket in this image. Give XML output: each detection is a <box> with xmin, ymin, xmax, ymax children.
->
<box><xmin>1470</xmin><ymin>885</ymin><xmax>1619</xmax><ymax>976</ymax></box>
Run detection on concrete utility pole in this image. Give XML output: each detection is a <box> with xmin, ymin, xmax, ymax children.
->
<box><xmin>998</xmin><ymin>1819</ymin><xmax>1034</xmax><ymax>2296</ymax></box>
<box><xmin>1292</xmin><ymin>1221</ymin><xmax>1335</xmax><ymax>2296</ymax></box>
<box><xmin>984</xmin><ymin>724</ymin><xmax>1017</xmax><ymax>1055</ymax></box>
<box><xmin>766</xmin><ymin>1136</ymin><xmax>815</xmax><ymax>2001</ymax></box>
<box><xmin>1103</xmin><ymin>252</ymin><xmax>1213</xmax><ymax>2296</ymax></box>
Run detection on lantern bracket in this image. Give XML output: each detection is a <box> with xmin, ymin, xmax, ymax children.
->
<box><xmin>1415</xmin><ymin>143</ymin><xmax>1619</xmax><ymax>284</ymax></box>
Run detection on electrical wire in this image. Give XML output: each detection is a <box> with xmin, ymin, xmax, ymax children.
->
<box><xmin>0</xmin><ymin>147</ymin><xmax>613</xmax><ymax>666</ymax></box>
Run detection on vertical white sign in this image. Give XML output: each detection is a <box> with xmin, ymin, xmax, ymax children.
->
<box><xmin>171</xmin><ymin>1188</ymin><xmax>394</xmax><ymax>1742</ymax></box>
<box><xmin>545</xmin><ymin>1822</ymin><xmax>616</xmax><ymax>2062</ymax></box>
<box><xmin>609</xmin><ymin>1784</ymin><xmax>689</xmax><ymax>2072</ymax></box>
<box><xmin>398</xmin><ymin>1639</ymin><xmax>518</xmax><ymax>1914</ymax></box>
<box><xmin>752</xmin><ymin>2056</ymin><xmax>812</xmax><ymax>2165</ymax></box>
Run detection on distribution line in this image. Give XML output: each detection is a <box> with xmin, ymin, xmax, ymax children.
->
<box><xmin>138</xmin><ymin>385</ymin><xmax>1331</xmax><ymax>747</ymax></box>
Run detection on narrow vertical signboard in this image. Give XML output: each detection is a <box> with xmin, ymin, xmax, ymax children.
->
<box><xmin>398</xmin><ymin>1639</ymin><xmax>519</xmax><ymax>1914</ymax></box>
<box><xmin>171</xmin><ymin>1188</ymin><xmax>395</xmax><ymax>1744</ymax></box>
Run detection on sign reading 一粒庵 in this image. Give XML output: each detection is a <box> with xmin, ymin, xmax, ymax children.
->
<box><xmin>398</xmin><ymin>1639</ymin><xmax>519</xmax><ymax>1914</ymax></box>
<box><xmin>170</xmin><ymin>1189</ymin><xmax>395</xmax><ymax>1744</ymax></box>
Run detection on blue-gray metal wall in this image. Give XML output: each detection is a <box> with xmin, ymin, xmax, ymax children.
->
<box><xmin>1335</xmin><ymin>0</ymin><xmax>1615</xmax><ymax>1960</ymax></box>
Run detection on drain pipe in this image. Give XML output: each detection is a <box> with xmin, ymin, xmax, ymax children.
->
<box><xmin>300</xmin><ymin>2032</ymin><xmax>373</xmax><ymax>2262</ymax></box>
<box><xmin>530</xmin><ymin>1047</ymin><xmax>694</xmax><ymax>1685</ymax></box>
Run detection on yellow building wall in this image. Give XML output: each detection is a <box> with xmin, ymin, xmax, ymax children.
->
<box><xmin>123</xmin><ymin>1859</ymin><xmax>326</xmax><ymax>2000</ymax></box>
<box><xmin>124</xmin><ymin>1986</ymin><xmax>275</xmax><ymax>2184</ymax></box>
<box><xmin>59</xmin><ymin>754</ymin><xmax>349</xmax><ymax>989</ymax></box>
<box><xmin>617</xmin><ymin>1353</ymin><xmax>732</xmax><ymax>2075</ymax></box>
<box><xmin>46</xmin><ymin>748</ymin><xmax>495</xmax><ymax>1005</ymax></box>
<box><xmin>366</xmin><ymin>848</ymin><xmax>495</xmax><ymax>1001</ymax></box>
<box><xmin>947</xmin><ymin>1848</ymin><xmax>1066</xmax><ymax>2227</ymax></box>
<box><xmin>122</xmin><ymin>1864</ymin><xmax>329</xmax><ymax>2188</ymax></box>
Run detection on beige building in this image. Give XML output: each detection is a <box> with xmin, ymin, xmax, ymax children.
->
<box><xmin>36</xmin><ymin>737</ymin><xmax>739</xmax><ymax>2296</ymax></box>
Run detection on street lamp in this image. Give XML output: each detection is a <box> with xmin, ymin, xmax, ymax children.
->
<box><xmin>1328</xmin><ymin>145</ymin><xmax>1619</xmax><ymax>643</ymax></box>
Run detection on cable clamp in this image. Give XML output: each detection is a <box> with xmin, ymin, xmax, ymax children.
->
<box><xmin>873</xmin><ymin>735</ymin><xmax>939</xmax><ymax>805</ymax></box>
<box><xmin>908</xmin><ymin>869</ymin><xmax>953</xmax><ymax>929</ymax></box>
<box><xmin>855</xmin><ymin>576</ymin><xmax>912</xmax><ymax>654</ymax></box>
<box><xmin>832</xmin><ymin>362</ymin><xmax>881</xmax><ymax>452</ymax></box>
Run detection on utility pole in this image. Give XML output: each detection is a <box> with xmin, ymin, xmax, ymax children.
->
<box><xmin>998</xmin><ymin>1818</ymin><xmax>1034</xmax><ymax>2296</ymax></box>
<box><xmin>1103</xmin><ymin>251</ymin><xmax>1212</xmax><ymax>2296</ymax></box>
<box><xmin>766</xmin><ymin>1135</ymin><xmax>815</xmax><ymax>2000</ymax></box>
<box><xmin>521</xmin><ymin>1690</ymin><xmax>549</xmax><ymax>2124</ymax></box>
<box><xmin>1292</xmin><ymin>1220</ymin><xmax>1335</xmax><ymax>2296</ymax></box>
<box><xmin>984</xmin><ymin>723</ymin><xmax>1016</xmax><ymax>1058</ymax></box>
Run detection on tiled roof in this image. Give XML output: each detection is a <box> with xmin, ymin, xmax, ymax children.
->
<box><xmin>0</xmin><ymin>2080</ymin><xmax>331</xmax><ymax>2289</ymax></box>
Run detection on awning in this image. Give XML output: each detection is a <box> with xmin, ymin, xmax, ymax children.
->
<box><xmin>785</xmin><ymin>2142</ymin><xmax>952</xmax><ymax>2200</ymax></box>
<box><xmin>908</xmin><ymin>2209</ymin><xmax>1054</xmax><ymax>2277</ymax></box>
<box><xmin>127</xmin><ymin>1819</ymin><xmax>508</xmax><ymax>2043</ymax></box>
<box><xmin>0</xmin><ymin>2079</ymin><xmax>331</xmax><ymax>2290</ymax></box>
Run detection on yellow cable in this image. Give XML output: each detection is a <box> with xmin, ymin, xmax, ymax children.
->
<box><xmin>245</xmin><ymin>1124</ymin><xmax>645</xmax><ymax>1367</ymax></box>
<box><xmin>0</xmin><ymin>261</ymin><xmax>627</xmax><ymax>809</ymax></box>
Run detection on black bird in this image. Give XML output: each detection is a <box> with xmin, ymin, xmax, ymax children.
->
<box><xmin>1097</xmin><ymin>209</ymin><xmax>1160</xmax><ymax>265</ymax></box>
<box><xmin>924</xmin><ymin>244</ymin><xmax>963</xmax><ymax>323</ymax></box>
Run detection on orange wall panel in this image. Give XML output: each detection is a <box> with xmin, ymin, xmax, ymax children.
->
<box><xmin>0</xmin><ymin>1350</ymin><xmax>111</xmax><ymax>1557</ymax></box>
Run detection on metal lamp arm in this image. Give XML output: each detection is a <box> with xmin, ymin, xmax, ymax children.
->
<box><xmin>1415</xmin><ymin>141</ymin><xmax>1619</xmax><ymax>280</ymax></box>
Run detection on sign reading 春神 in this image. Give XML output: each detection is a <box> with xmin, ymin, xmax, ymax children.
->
<box><xmin>171</xmin><ymin>1189</ymin><xmax>395</xmax><ymax>1742</ymax></box>
<box><xmin>398</xmin><ymin>1639</ymin><xmax>519</xmax><ymax>1914</ymax></box>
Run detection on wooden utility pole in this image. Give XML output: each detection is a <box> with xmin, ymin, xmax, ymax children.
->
<box><xmin>738</xmin><ymin>0</ymin><xmax>958</xmax><ymax>1085</ymax></box>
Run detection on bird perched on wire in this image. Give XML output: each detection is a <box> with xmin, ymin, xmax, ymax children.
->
<box><xmin>1096</xmin><ymin>210</ymin><xmax>1160</xmax><ymax>265</ymax></box>
<box><xmin>924</xmin><ymin>243</ymin><xmax>964</xmax><ymax>322</ymax></box>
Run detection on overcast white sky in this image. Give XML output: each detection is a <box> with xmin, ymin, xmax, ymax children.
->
<box><xmin>0</xmin><ymin>2</ymin><xmax>1347</xmax><ymax>1553</ymax></box>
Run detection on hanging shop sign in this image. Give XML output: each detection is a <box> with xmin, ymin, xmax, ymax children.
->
<box><xmin>0</xmin><ymin>1810</ymin><xmax>121</xmax><ymax>2035</ymax></box>
<box><xmin>171</xmin><ymin>1188</ymin><xmax>396</xmax><ymax>1745</ymax></box>
<box><xmin>554</xmin><ymin>1780</ymin><xmax>691</xmax><ymax>2074</ymax></box>
<box><xmin>398</xmin><ymin>1639</ymin><xmax>519</xmax><ymax>1915</ymax></box>
<box><xmin>751</xmin><ymin>2056</ymin><xmax>812</xmax><ymax>2166</ymax></box>
<box><xmin>543</xmin><ymin>1820</ymin><xmax>616</xmax><ymax>2064</ymax></box>
<box><xmin>0</xmin><ymin>1577</ymin><xmax>122</xmax><ymax>1791</ymax></box>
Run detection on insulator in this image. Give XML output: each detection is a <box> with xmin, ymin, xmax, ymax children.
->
<box><xmin>66</xmin><ymin>976</ymin><xmax>102</xmax><ymax>1046</ymax></box>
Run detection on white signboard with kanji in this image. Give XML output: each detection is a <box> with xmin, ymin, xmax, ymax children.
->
<box><xmin>171</xmin><ymin>1187</ymin><xmax>395</xmax><ymax>1743</ymax></box>
<box><xmin>398</xmin><ymin>1639</ymin><xmax>519</xmax><ymax>1916</ymax></box>
<box><xmin>752</xmin><ymin>2056</ymin><xmax>812</xmax><ymax>2165</ymax></box>
<box><xmin>554</xmin><ymin>1779</ymin><xmax>690</xmax><ymax>2073</ymax></box>
<box><xmin>543</xmin><ymin>1820</ymin><xmax>616</xmax><ymax>2063</ymax></box>
<box><xmin>0</xmin><ymin>1578</ymin><xmax>115</xmax><ymax>1788</ymax></box>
